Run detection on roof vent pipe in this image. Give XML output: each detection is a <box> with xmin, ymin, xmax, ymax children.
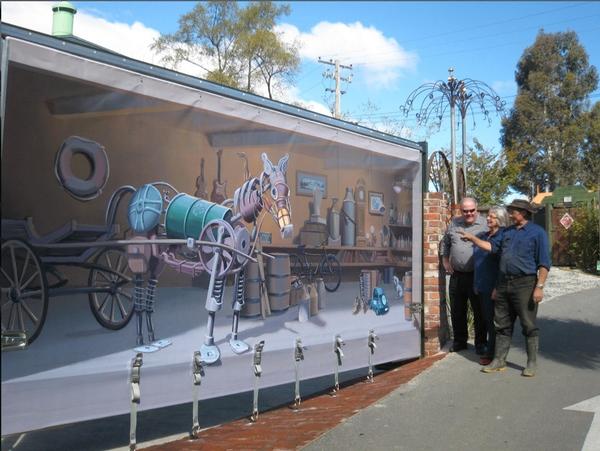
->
<box><xmin>52</xmin><ymin>1</ymin><xmax>77</xmax><ymax>36</ymax></box>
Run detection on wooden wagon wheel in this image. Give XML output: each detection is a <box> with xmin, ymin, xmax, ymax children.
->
<box><xmin>427</xmin><ymin>150</ymin><xmax>452</xmax><ymax>195</ymax></box>
<box><xmin>427</xmin><ymin>150</ymin><xmax>456</xmax><ymax>222</ymax></box>
<box><xmin>88</xmin><ymin>247</ymin><xmax>134</xmax><ymax>330</ymax></box>
<box><xmin>1</xmin><ymin>239</ymin><xmax>49</xmax><ymax>344</ymax></box>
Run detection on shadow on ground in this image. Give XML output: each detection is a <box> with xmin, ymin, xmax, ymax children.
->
<box><xmin>452</xmin><ymin>316</ymin><xmax>600</xmax><ymax>371</ymax></box>
<box><xmin>516</xmin><ymin>317</ymin><xmax>600</xmax><ymax>370</ymax></box>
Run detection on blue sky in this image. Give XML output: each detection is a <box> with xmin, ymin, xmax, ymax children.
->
<box><xmin>3</xmin><ymin>1</ymin><xmax>600</xmax><ymax>164</ymax></box>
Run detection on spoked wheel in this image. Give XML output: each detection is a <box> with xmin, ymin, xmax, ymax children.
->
<box><xmin>1</xmin><ymin>239</ymin><xmax>49</xmax><ymax>344</ymax></box>
<box><xmin>88</xmin><ymin>247</ymin><xmax>134</xmax><ymax>330</ymax></box>
<box><xmin>198</xmin><ymin>220</ymin><xmax>235</xmax><ymax>278</ymax></box>
<box><xmin>319</xmin><ymin>254</ymin><xmax>341</xmax><ymax>292</ymax></box>
<box><xmin>289</xmin><ymin>253</ymin><xmax>305</xmax><ymax>281</ymax></box>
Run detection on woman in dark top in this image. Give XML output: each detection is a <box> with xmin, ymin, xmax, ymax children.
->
<box><xmin>472</xmin><ymin>206</ymin><xmax>509</xmax><ymax>365</ymax></box>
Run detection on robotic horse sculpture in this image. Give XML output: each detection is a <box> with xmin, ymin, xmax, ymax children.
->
<box><xmin>122</xmin><ymin>152</ymin><xmax>292</xmax><ymax>364</ymax></box>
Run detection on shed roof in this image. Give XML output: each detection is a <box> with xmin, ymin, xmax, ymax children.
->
<box><xmin>1</xmin><ymin>21</ymin><xmax>423</xmax><ymax>153</ymax></box>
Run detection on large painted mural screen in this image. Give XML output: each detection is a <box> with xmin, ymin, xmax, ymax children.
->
<box><xmin>1</xmin><ymin>39</ymin><xmax>422</xmax><ymax>435</ymax></box>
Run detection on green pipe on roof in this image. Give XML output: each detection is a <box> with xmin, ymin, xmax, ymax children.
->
<box><xmin>52</xmin><ymin>1</ymin><xmax>77</xmax><ymax>37</ymax></box>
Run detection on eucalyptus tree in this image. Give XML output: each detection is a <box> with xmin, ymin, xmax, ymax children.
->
<box><xmin>500</xmin><ymin>30</ymin><xmax>598</xmax><ymax>193</ymax></box>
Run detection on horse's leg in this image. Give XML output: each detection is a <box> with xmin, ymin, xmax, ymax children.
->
<box><xmin>144</xmin><ymin>257</ymin><xmax>171</xmax><ymax>349</ymax></box>
<box><xmin>229</xmin><ymin>269</ymin><xmax>250</xmax><ymax>354</ymax></box>
<box><xmin>200</xmin><ymin>226</ymin><xmax>226</xmax><ymax>364</ymax></box>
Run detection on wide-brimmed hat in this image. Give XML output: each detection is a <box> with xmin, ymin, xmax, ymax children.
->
<box><xmin>506</xmin><ymin>199</ymin><xmax>538</xmax><ymax>213</ymax></box>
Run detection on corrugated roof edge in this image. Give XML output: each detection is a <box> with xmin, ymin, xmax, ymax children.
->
<box><xmin>1</xmin><ymin>22</ymin><xmax>423</xmax><ymax>152</ymax></box>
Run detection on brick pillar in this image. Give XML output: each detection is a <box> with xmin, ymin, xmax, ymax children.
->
<box><xmin>422</xmin><ymin>192</ymin><xmax>451</xmax><ymax>356</ymax></box>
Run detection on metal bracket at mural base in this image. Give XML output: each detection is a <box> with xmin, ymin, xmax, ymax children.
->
<box><xmin>250</xmin><ymin>340</ymin><xmax>265</xmax><ymax>422</ymax></box>
<box><xmin>129</xmin><ymin>353</ymin><xmax>143</xmax><ymax>451</ymax></box>
<box><xmin>291</xmin><ymin>337</ymin><xmax>305</xmax><ymax>410</ymax></box>
<box><xmin>190</xmin><ymin>351</ymin><xmax>205</xmax><ymax>439</ymax></box>
<box><xmin>330</xmin><ymin>334</ymin><xmax>345</xmax><ymax>397</ymax></box>
<box><xmin>366</xmin><ymin>329</ymin><xmax>379</xmax><ymax>383</ymax></box>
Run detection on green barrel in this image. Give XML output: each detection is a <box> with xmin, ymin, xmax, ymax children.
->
<box><xmin>165</xmin><ymin>193</ymin><xmax>232</xmax><ymax>239</ymax></box>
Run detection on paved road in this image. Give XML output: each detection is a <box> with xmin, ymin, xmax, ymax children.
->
<box><xmin>304</xmin><ymin>287</ymin><xmax>600</xmax><ymax>451</ymax></box>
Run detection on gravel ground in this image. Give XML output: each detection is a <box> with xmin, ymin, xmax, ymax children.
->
<box><xmin>543</xmin><ymin>266</ymin><xmax>600</xmax><ymax>302</ymax></box>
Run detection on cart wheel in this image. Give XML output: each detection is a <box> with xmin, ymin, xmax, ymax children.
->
<box><xmin>88</xmin><ymin>248</ymin><xmax>134</xmax><ymax>330</ymax></box>
<box><xmin>289</xmin><ymin>253</ymin><xmax>305</xmax><ymax>281</ymax></box>
<box><xmin>198</xmin><ymin>220</ymin><xmax>235</xmax><ymax>278</ymax></box>
<box><xmin>1</xmin><ymin>239</ymin><xmax>49</xmax><ymax>345</ymax></box>
<box><xmin>319</xmin><ymin>254</ymin><xmax>341</xmax><ymax>292</ymax></box>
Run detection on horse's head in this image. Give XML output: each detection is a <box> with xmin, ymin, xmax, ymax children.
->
<box><xmin>261</xmin><ymin>153</ymin><xmax>293</xmax><ymax>239</ymax></box>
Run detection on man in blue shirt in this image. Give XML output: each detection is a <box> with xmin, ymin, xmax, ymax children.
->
<box><xmin>459</xmin><ymin>199</ymin><xmax>551</xmax><ymax>377</ymax></box>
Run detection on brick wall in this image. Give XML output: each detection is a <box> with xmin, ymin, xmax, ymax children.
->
<box><xmin>422</xmin><ymin>192</ymin><xmax>451</xmax><ymax>355</ymax></box>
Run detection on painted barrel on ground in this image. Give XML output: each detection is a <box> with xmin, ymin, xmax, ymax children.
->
<box><xmin>165</xmin><ymin>193</ymin><xmax>232</xmax><ymax>239</ymax></box>
<box><xmin>267</xmin><ymin>253</ymin><xmax>290</xmax><ymax>311</ymax></box>
<box><xmin>241</xmin><ymin>261</ymin><xmax>261</xmax><ymax>317</ymax></box>
<box><xmin>403</xmin><ymin>271</ymin><xmax>412</xmax><ymax>321</ymax></box>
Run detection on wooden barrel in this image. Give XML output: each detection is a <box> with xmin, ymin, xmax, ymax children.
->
<box><xmin>403</xmin><ymin>271</ymin><xmax>412</xmax><ymax>321</ymax></box>
<box><xmin>241</xmin><ymin>261</ymin><xmax>261</xmax><ymax>317</ymax></box>
<box><xmin>267</xmin><ymin>253</ymin><xmax>290</xmax><ymax>311</ymax></box>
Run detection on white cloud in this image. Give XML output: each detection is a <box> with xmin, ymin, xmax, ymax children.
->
<box><xmin>277</xmin><ymin>21</ymin><xmax>418</xmax><ymax>89</ymax></box>
<box><xmin>1</xmin><ymin>2</ymin><xmax>333</xmax><ymax>116</ymax></box>
<box><xmin>1</xmin><ymin>2</ymin><xmax>163</xmax><ymax>66</ymax></box>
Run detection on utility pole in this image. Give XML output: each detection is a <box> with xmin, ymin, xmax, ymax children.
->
<box><xmin>318</xmin><ymin>58</ymin><xmax>353</xmax><ymax>119</ymax></box>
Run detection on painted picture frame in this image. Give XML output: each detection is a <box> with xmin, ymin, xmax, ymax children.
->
<box><xmin>258</xmin><ymin>231</ymin><xmax>272</xmax><ymax>244</ymax></box>
<box><xmin>368</xmin><ymin>191</ymin><xmax>385</xmax><ymax>215</ymax></box>
<box><xmin>296</xmin><ymin>171</ymin><xmax>327</xmax><ymax>198</ymax></box>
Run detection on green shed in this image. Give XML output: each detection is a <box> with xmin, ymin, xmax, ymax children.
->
<box><xmin>541</xmin><ymin>186</ymin><xmax>598</xmax><ymax>266</ymax></box>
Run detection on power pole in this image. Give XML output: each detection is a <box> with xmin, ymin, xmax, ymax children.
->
<box><xmin>318</xmin><ymin>58</ymin><xmax>353</xmax><ymax>119</ymax></box>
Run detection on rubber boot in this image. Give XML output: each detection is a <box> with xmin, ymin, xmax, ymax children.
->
<box><xmin>522</xmin><ymin>336</ymin><xmax>538</xmax><ymax>377</ymax></box>
<box><xmin>481</xmin><ymin>334</ymin><xmax>510</xmax><ymax>373</ymax></box>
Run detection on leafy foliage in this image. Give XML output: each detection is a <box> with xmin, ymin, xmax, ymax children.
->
<box><xmin>151</xmin><ymin>1</ymin><xmax>299</xmax><ymax>98</ymax></box>
<box><xmin>463</xmin><ymin>139</ymin><xmax>518</xmax><ymax>206</ymax></box>
<box><xmin>581</xmin><ymin>102</ymin><xmax>600</xmax><ymax>190</ymax></box>
<box><xmin>569</xmin><ymin>205</ymin><xmax>600</xmax><ymax>273</ymax></box>
<box><xmin>500</xmin><ymin>30</ymin><xmax>599</xmax><ymax>194</ymax></box>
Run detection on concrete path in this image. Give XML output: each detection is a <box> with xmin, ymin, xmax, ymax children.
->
<box><xmin>304</xmin><ymin>287</ymin><xmax>600</xmax><ymax>451</ymax></box>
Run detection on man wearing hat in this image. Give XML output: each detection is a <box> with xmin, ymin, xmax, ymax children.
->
<box><xmin>459</xmin><ymin>199</ymin><xmax>551</xmax><ymax>376</ymax></box>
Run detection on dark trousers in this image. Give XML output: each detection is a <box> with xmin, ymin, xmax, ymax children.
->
<box><xmin>494</xmin><ymin>275</ymin><xmax>539</xmax><ymax>339</ymax></box>
<box><xmin>449</xmin><ymin>271</ymin><xmax>485</xmax><ymax>347</ymax></box>
<box><xmin>479</xmin><ymin>290</ymin><xmax>495</xmax><ymax>358</ymax></box>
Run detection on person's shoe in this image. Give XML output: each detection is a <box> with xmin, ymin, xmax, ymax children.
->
<box><xmin>479</xmin><ymin>356</ymin><xmax>492</xmax><ymax>366</ymax></box>
<box><xmin>522</xmin><ymin>336</ymin><xmax>538</xmax><ymax>377</ymax></box>
<box><xmin>449</xmin><ymin>343</ymin><xmax>467</xmax><ymax>353</ymax></box>
<box><xmin>481</xmin><ymin>358</ymin><xmax>506</xmax><ymax>372</ymax></box>
<box><xmin>481</xmin><ymin>334</ymin><xmax>511</xmax><ymax>373</ymax></box>
<box><xmin>475</xmin><ymin>344</ymin><xmax>487</xmax><ymax>355</ymax></box>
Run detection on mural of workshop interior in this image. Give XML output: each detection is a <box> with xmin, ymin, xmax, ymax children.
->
<box><xmin>1</xmin><ymin>22</ymin><xmax>424</xmax><ymax>437</ymax></box>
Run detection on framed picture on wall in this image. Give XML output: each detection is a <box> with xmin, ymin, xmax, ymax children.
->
<box><xmin>296</xmin><ymin>171</ymin><xmax>327</xmax><ymax>197</ymax></box>
<box><xmin>258</xmin><ymin>232</ymin><xmax>272</xmax><ymax>244</ymax></box>
<box><xmin>368</xmin><ymin>191</ymin><xmax>385</xmax><ymax>215</ymax></box>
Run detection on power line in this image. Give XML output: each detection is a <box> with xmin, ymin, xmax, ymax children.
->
<box><xmin>350</xmin><ymin>22</ymin><xmax>600</xmax><ymax>68</ymax></box>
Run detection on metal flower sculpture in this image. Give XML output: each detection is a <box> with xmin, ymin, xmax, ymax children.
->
<box><xmin>401</xmin><ymin>68</ymin><xmax>505</xmax><ymax>203</ymax></box>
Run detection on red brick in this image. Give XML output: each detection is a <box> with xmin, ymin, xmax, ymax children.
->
<box><xmin>148</xmin><ymin>354</ymin><xmax>447</xmax><ymax>451</ymax></box>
